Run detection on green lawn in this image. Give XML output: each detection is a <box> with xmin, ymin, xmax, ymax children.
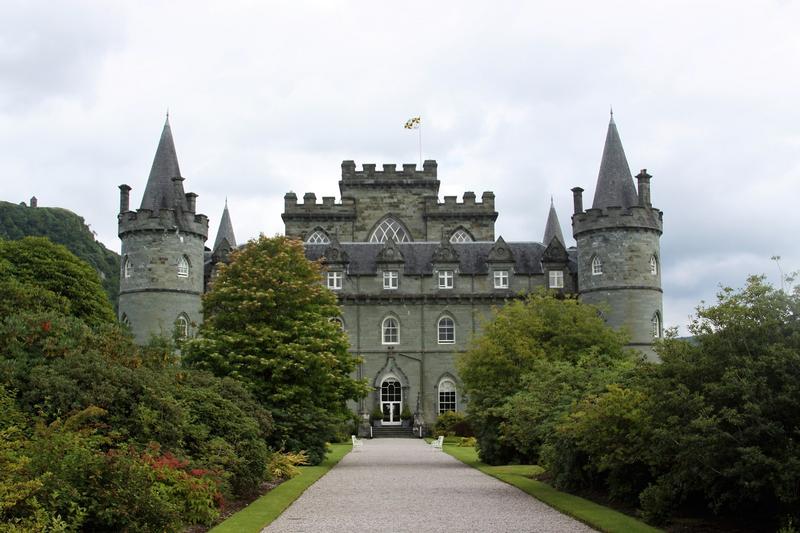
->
<box><xmin>443</xmin><ymin>445</ymin><xmax>662</xmax><ymax>533</ymax></box>
<box><xmin>210</xmin><ymin>443</ymin><xmax>351</xmax><ymax>533</ymax></box>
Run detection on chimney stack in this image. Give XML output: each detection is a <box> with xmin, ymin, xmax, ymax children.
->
<box><xmin>571</xmin><ymin>187</ymin><xmax>584</xmax><ymax>214</ymax></box>
<box><xmin>119</xmin><ymin>185</ymin><xmax>131</xmax><ymax>213</ymax></box>
<box><xmin>636</xmin><ymin>169</ymin><xmax>652</xmax><ymax>207</ymax></box>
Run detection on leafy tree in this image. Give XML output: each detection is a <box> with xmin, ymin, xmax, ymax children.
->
<box><xmin>0</xmin><ymin>237</ymin><xmax>115</xmax><ymax>326</ymax></box>
<box><xmin>183</xmin><ymin>235</ymin><xmax>368</xmax><ymax>464</ymax></box>
<box><xmin>457</xmin><ymin>290</ymin><xmax>632</xmax><ymax>464</ymax></box>
<box><xmin>0</xmin><ymin>200</ymin><xmax>120</xmax><ymax>309</ymax></box>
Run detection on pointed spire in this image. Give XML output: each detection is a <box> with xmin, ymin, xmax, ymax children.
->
<box><xmin>213</xmin><ymin>200</ymin><xmax>237</xmax><ymax>253</ymax></box>
<box><xmin>543</xmin><ymin>199</ymin><xmax>565</xmax><ymax>247</ymax></box>
<box><xmin>591</xmin><ymin>114</ymin><xmax>638</xmax><ymax>210</ymax></box>
<box><xmin>139</xmin><ymin>118</ymin><xmax>185</xmax><ymax>210</ymax></box>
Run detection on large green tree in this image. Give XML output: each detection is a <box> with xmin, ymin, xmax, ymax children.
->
<box><xmin>457</xmin><ymin>291</ymin><xmax>633</xmax><ymax>464</ymax></box>
<box><xmin>183</xmin><ymin>235</ymin><xmax>368</xmax><ymax>464</ymax></box>
<box><xmin>0</xmin><ymin>236</ymin><xmax>115</xmax><ymax>326</ymax></box>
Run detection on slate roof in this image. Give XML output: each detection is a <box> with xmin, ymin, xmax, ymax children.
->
<box><xmin>542</xmin><ymin>199</ymin><xmax>565</xmax><ymax>247</ymax></box>
<box><xmin>213</xmin><ymin>201</ymin><xmax>237</xmax><ymax>253</ymax></box>
<box><xmin>305</xmin><ymin>241</ymin><xmax>577</xmax><ymax>275</ymax></box>
<box><xmin>140</xmin><ymin>117</ymin><xmax>186</xmax><ymax>211</ymax></box>
<box><xmin>591</xmin><ymin>115</ymin><xmax>639</xmax><ymax>210</ymax></box>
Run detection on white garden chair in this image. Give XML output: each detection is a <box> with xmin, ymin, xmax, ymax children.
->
<box><xmin>430</xmin><ymin>435</ymin><xmax>444</xmax><ymax>450</ymax></box>
<box><xmin>351</xmin><ymin>435</ymin><xmax>364</xmax><ymax>450</ymax></box>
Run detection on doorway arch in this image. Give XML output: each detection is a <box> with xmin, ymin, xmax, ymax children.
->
<box><xmin>380</xmin><ymin>376</ymin><xmax>403</xmax><ymax>425</ymax></box>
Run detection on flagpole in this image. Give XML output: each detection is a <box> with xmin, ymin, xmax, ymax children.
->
<box><xmin>418</xmin><ymin>123</ymin><xmax>423</xmax><ymax>168</ymax></box>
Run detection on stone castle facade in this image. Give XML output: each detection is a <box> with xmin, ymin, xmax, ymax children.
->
<box><xmin>117</xmin><ymin>115</ymin><xmax>663</xmax><ymax>428</ymax></box>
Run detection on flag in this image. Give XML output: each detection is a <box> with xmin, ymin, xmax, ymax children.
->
<box><xmin>404</xmin><ymin>116</ymin><xmax>421</xmax><ymax>129</ymax></box>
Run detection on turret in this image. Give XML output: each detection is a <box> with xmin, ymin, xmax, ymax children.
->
<box><xmin>572</xmin><ymin>114</ymin><xmax>663</xmax><ymax>359</ymax></box>
<box><xmin>212</xmin><ymin>200</ymin><xmax>237</xmax><ymax>260</ymax></box>
<box><xmin>117</xmin><ymin>116</ymin><xmax>208</xmax><ymax>343</ymax></box>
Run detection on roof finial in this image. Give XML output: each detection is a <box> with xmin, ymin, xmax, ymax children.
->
<box><xmin>165</xmin><ymin>108</ymin><xmax>170</xmax><ymax>125</ymax></box>
<box><xmin>609</xmin><ymin>105</ymin><xmax>614</xmax><ymax>124</ymax></box>
<box><xmin>550</xmin><ymin>194</ymin><xmax>554</xmax><ymax>206</ymax></box>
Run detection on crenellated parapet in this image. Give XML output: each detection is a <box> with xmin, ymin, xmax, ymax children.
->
<box><xmin>282</xmin><ymin>192</ymin><xmax>357</xmax><ymax>221</ymax></box>
<box><xmin>572</xmin><ymin>205</ymin><xmax>662</xmax><ymax>237</ymax></box>
<box><xmin>341</xmin><ymin>160</ymin><xmax>438</xmax><ymax>182</ymax></box>
<box><xmin>423</xmin><ymin>191</ymin><xmax>497</xmax><ymax>220</ymax></box>
<box><xmin>118</xmin><ymin>207</ymin><xmax>209</xmax><ymax>239</ymax></box>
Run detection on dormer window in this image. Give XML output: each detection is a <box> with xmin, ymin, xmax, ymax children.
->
<box><xmin>370</xmin><ymin>217</ymin><xmax>411</xmax><ymax>243</ymax></box>
<box><xmin>493</xmin><ymin>270</ymin><xmax>509</xmax><ymax>289</ymax></box>
<box><xmin>177</xmin><ymin>256</ymin><xmax>189</xmax><ymax>278</ymax></box>
<box><xmin>438</xmin><ymin>270</ymin><xmax>454</xmax><ymax>289</ymax></box>
<box><xmin>306</xmin><ymin>230</ymin><xmax>330</xmax><ymax>244</ymax></box>
<box><xmin>591</xmin><ymin>256</ymin><xmax>603</xmax><ymax>276</ymax></box>
<box><xmin>548</xmin><ymin>270</ymin><xmax>564</xmax><ymax>288</ymax></box>
<box><xmin>327</xmin><ymin>271</ymin><xmax>342</xmax><ymax>290</ymax></box>
<box><xmin>650</xmin><ymin>255</ymin><xmax>658</xmax><ymax>275</ymax></box>
<box><xmin>383</xmin><ymin>270</ymin><xmax>399</xmax><ymax>290</ymax></box>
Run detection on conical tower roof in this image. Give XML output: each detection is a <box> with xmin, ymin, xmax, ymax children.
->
<box><xmin>139</xmin><ymin>116</ymin><xmax>186</xmax><ymax>210</ymax></box>
<box><xmin>213</xmin><ymin>200</ymin><xmax>237</xmax><ymax>253</ymax></box>
<box><xmin>542</xmin><ymin>198</ymin><xmax>565</xmax><ymax>247</ymax></box>
<box><xmin>591</xmin><ymin>114</ymin><xmax>638</xmax><ymax>210</ymax></box>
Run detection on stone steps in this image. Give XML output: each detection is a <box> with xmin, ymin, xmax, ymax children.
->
<box><xmin>371</xmin><ymin>426</ymin><xmax>415</xmax><ymax>438</ymax></box>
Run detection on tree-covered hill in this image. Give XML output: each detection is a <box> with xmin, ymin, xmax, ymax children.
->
<box><xmin>0</xmin><ymin>200</ymin><xmax>119</xmax><ymax>310</ymax></box>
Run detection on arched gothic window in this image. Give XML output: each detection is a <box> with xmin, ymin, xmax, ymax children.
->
<box><xmin>449</xmin><ymin>229</ymin><xmax>473</xmax><ymax>243</ymax></box>
<box><xmin>438</xmin><ymin>379</ymin><xmax>457</xmax><ymax>413</ymax></box>
<box><xmin>176</xmin><ymin>315</ymin><xmax>189</xmax><ymax>339</ymax></box>
<box><xmin>652</xmin><ymin>312</ymin><xmax>662</xmax><ymax>338</ymax></box>
<box><xmin>329</xmin><ymin>317</ymin><xmax>344</xmax><ymax>331</ymax></box>
<box><xmin>437</xmin><ymin>316</ymin><xmax>455</xmax><ymax>344</ymax></box>
<box><xmin>123</xmin><ymin>256</ymin><xmax>133</xmax><ymax>278</ymax></box>
<box><xmin>177</xmin><ymin>256</ymin><xmax>190</xmax><ymax>278</ymax></box>
<box><xmin>382</xmin><ymin>316</ymin><xmax>399</xmax><ymax>344</ymax></box>
<box><xmin>650</xmin><ymin>255</ymin><xmax>658</xmax><ymax>275</ymax></box>
<box><xmin>370</xmin><ymin>217</ymin><xmax>411</xmax><ymax>243</ymax></box>
<box><xmin>306</xmin><ymin>230</ymin><xmax>330</xmax><ymax>244</ymax></box>
<box><xmin>591</xmin><ymin>256</ymin><xmax>603</xmax><ymax>276</ymax></box>
<box><xmin>120</xmin><ymin>313</ymin><xmax>130</xmax><ymax>327</ymax></box>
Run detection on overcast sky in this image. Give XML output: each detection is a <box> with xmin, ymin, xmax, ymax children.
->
<box><xmin>2</xmin><ymin>0</ymin><xmax>798</xmax><ymax>334</ymax></box>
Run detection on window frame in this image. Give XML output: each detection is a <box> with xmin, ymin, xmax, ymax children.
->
<box><xmin>327</xmin><ymin>271</ymin><xmax>343</xmax><ymax>290</ymax></box>
<box><xmin>329</xmin><ymin>317</ymin><xmax>344</xmax><ymax>331</ymax></box>
<box><xmin>382</xmin><ymin>316</ymin><xmax>399</xmax><ymax>345</ymax></box>
<box><xmin>437</xmin><ymin>316</ymin><xmax>455</xmax><ymax>344</ymax></box>
<box><xmin>177</xmin><ymin>256</ymin><xmax>190</xmax><ymax>278</ymax></box>
<box><xmin>493</xmin><ymin>270</ymin><xmax>509</xmax><ymax>289</ymax></box>
<box><xmin>370</xmin><ymin>217</ymin><xmax>411</xmax><ymax>243</ymax></box>
<box><xmin>548</xmin><ymin>270</ymin><xmax>564</xmax><ymax>288</ymax></box>
<box><xmin>176</xmin><ymin>315</ymin><xmax>189</xmax><ymax>339</ymax></box>
<box><xmin>650</xmin><ymin>255</ymin><xmax>658</xmax><ymax>276</ymax></box>
<box><xmin>438</xmin><ymin>379</ymin><xmax>457</xmax><ymax>414</ymax></box>
<box><xmin>652</xmin><ymin>312</ymin><xmax>662</xmax><ymax>338</ymax></box>
<box><xmin>438</xmin><ymin>270</ymin><xmax>454</xmax><ymax>289</ymax></box>
<box><xmin>449</xmin><ymin>229</ymin><xmax>473</xmax><ymax>243</ymax></box>
<box><xmin>306</xmin><ymin>230</ymin><xmax>330</xmax><ymax>244</ymax></box>
<box><xmin>591</xmin><ymin>256</ymin><xmax>603</xmax><ymax>276</ymax></box>
<box><xmin>123</xmin><ymin>256</ymin><xmax>133</xmax><ymax>279</ymax></box>
<box><xmin>383</xmin><ymin>270</ymin><xmax>399</xmax><ymax>290</ymax></box>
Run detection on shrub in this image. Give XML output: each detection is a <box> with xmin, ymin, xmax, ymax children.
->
<box><xmin>267</xmin><ymin>451</ymin><xmax>309</xmax><ymax>480</ymax></box>
<box><xmin>458</xmin><ymin>437</ymin><xmax>477</xmax><ymax>447</ymax></box>
<box><xmin>434</xmin><ymin>411</ymin><xmax>473</xmax><ymax>437</ymax></box>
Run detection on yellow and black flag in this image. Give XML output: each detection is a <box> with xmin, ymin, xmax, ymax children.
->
<box><xmin>404</xmin><ymin>116</ymin><xmax>421</xmax><ymax>129</ymax></box>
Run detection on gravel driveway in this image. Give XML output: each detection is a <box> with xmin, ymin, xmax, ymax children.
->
<box><xmin>263</xmin><ymin>438</ymin><xmax>595</xmax><ymax>532</ymax></box>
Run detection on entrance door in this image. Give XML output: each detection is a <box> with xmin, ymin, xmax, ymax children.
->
<box><xmin>380</xmin><ymin>378</ymin><xmax>402</xmax><ymax>425</ymax></box>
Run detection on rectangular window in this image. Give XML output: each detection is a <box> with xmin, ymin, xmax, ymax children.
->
<box><xmin>439</xmin><ymin>391</ymin><xmax>456</xmax><ymax>413</ymax></box>
<box><xmin>493</xmin><ymin>270</ymin><xmax>509</xmax><ymax>289</ymax></box>
<box><xmin>326</xmin><ymin>271</ymin><xmax>342</xmax><ymax>290</ymax></box>
<box><xmin>438</xmin><ymin>270</ymin><xmax>454</xmax><ymax>289</ymax></box>
<box><xmin>383</xmin><ymin>270</ymin><xmax>399</xmax><ymax>290</ymax></box>
<box><xmin>548</xmin><ymin>270</ymin><xmax>564</xmax><ymax>288</ymax></box>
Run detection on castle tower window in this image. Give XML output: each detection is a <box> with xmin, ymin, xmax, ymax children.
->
<box><xmin>438</xmin><ymin>379</ymin><xmax>457</xmax><ymax>413</ymax></box>
<box><xmin>449</xmin><ymin>229</ymin><xmax>473</xmax><ymax>243</ymax></box>
<box><xmin>123</xmin><ymin>256</ymin><xmax>133</xmax><ymax>278</ymax></box>
<box><xmin>493</xmin><ymin>270</ymin><xmax>509</xmax><ymax>289</ymax></box>
<box><xmin>652</xmin><ymin>312</ymin><xmax>662</xmax><ymax>338</ymax></box>
<box><xmin>382</xmin><ymin>317</ymin><xmax>399</xmax><ymax>344</ymax></box>
<box><xmin>329</xmin><ymin>317</ymin><xmax>344</xmax><ymax>331</ymax></box>
<box><xmin>438</xmin><ymin>270</ymin><xmax>454</xmax><ymax>289</ymax></box>
<box><xmin>438</xmin><ymin>316</ymin><xmax>455</xmax><ymax>344</ymax></box>
<box><xmin>327</xmin><ymin>271</ymin><xmax>343</xmax><ymax>290</ymax></box>
<box><xmin>176</xmin><ymin>315</ymin><xmax>189</xmax><ymax>339</ymax></box>
<box><xmin>306</xmin><ymin>230</ymin><xmax>330</xmax><ymax>244</ymax></box>
<box><xmin>120</xmin><ymin>313</ymin><xmax>130</xmax><ymax>327</ymax></box>
<box><xmin>591</xmin><ymin>256</ymin><xmax>603</xmax><ymax>276</ymax></box>
<box><xmin>549</xmin><ymin>270</ymin><xmax>564</xmax><ymax>288</ymax></box>
<box><xmin>650</xmin><ymin>255</ymin><xmax>658</xmax><ymax>275</ymax></box>
<box><xmin>370</xmin><ymin>218</ymin><xmax>411</xmax><ymax>243</ymax></box>
<box><xmin>383</xmin><ymin>270</ymin><xmax>399</xmax><ymax>290</ymax></box>
<box><xmin>177</xmin><ymin>256</ymin><xmax>190</xmax><ymax>278</ymax></box>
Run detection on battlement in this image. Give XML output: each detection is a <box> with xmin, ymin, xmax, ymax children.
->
<box><xmin>340</xmin><ymin>160</ymin><xmax>438</xmax><ymax>181</ymax></box>
<box><xmin>423</xmin><ymin>191</ymin><xmax>497</xmax><ymax>220</ymax></box>
<box><xmin>118</xmin><ymin>208</ymin><xmax>209</xmax><ymax>239</ymax></box>
<box><xmin>572</xmin><ymin>205</ymin><xmax>663</xmax><ymax>236</ymax></box>
<box><xmin>282</xmin><ymin>192</ymin><xmax>357</xmax><ymax>221</ymax></box>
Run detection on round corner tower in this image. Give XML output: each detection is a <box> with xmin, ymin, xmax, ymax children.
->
<box><xmin>117</xmin><ymin>118</ymin><xmax>208</xmax><ymax>343</ymax></box>
<box><xmin>571</xmin><ymin>116</ymin><xmax>663</xmax><ymax>359</ymax></box>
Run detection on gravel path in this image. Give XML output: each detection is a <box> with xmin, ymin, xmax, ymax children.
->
<box><xmin>263</xmin><ymin>438</ymin><xmax>595</xmax><ymax>533</ymax></box>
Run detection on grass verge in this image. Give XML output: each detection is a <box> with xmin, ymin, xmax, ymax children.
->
<box><xmin>443</xmin><ymin>445</ymin><xmax>661</xmax><ymax>533</ymax></box>
<box><xmin>210</xmin><ymin>443</ymin><xmax>351</xmax><ymax>533</ymax></box>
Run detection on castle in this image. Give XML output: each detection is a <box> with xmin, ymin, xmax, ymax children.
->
<box><xmin>117</xmin><ymin>115</ymin><xmax>663</xmax><ymax>427</ymax></box>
